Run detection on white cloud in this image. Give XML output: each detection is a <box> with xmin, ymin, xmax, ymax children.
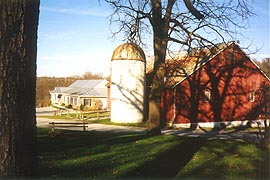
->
<box><xmin>249</xmin><ymin>53</ymin><xmax>270</xmax><ymax>60</ymax></box>
<box><xmin>41</xmin><ymin>32</ymin><xmax>72</xmax><ymax>40</ymax></box>
<box><xmin>37</xmin><ymin>53</ymin><xmax>112</xmax><ymax>77</ymax></box>
<box><xmin>41</xmin><ymin>6</ymin><xmax>109</xmax><ymax>17</ymax></box>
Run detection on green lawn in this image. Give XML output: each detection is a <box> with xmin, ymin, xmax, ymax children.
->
<box><xmin>37</xmin><ymin>110</ymin><xmax>109</xmax><ymax>120</ymax></box>
<box><xmin>37</xmin><ymin>128</ymin><xmax>269</xmax><ymax>179</ymax></box>
<box><xmin>87</xmin><ymin>118</ymin><xmax>147</xmax><ymax>127</ymax></box>
<box><xmin>37</xmin><ymin>113</ymin><xmax>147</xmax><ymax>127</ymax></box>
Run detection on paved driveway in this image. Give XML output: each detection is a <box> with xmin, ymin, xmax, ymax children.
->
<box><xmin>37</xmin><ymin>117</ymin><xmax>261</xmax><ymax>143</ymax></box>
<box><xmin>36</xmin><ymin>117</ymin><xmax>146</xmax><ymax>134</ymax></box>
<box><xmin>36</xmin><ymin>107</ymin><xmax>146</xmax><ymax>134</ymax></box>
<box><xmin>36</xmin><ymin>107</ymin><xmax>57</xmax><ymax>116</ymax></box>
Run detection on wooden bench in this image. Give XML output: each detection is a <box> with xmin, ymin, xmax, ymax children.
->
<box><xmin>49</xmin><ymin>121</ymin><xmax>88</xmax><ymax>137</ymax></box>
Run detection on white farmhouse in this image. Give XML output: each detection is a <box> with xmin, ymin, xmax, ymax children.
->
<box><xmin>49</xmin><ymin>79</ymin><xmax>108</xmax><ymax>110</ymax></box>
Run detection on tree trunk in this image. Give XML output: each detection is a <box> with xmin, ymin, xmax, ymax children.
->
<box><xmin>263</xmin><ymin>119</ymin><xmax>270</xmax><ymax>148</ymax></box>
<box><xmin>0</xmin><ymin>0</ymin><xmax>40</xmax><ymax>177</ymax></box>
<box><xmin>148</xmin><ymin>0</ymin><xmax>168</xmax><ymax>135</ymax></box>
<box><xmin>148</xmin><ymin>62</ymin><xmax>166</xmax><ymax>135</ymax></box>
<box><xmin>147</xmin><ymin>0</ymin><xmax>172</xmax><ymax>135</ymax></box>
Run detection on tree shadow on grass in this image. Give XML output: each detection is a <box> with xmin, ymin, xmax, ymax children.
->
<box><xmin>123</xmin><ymin>137</ymin><xmax>206</xmax><ymax>179</ymax></box>
<box><xmin>38</xmin><ymin>130</ymin><xmax>148</xmax><ymax>159</ymax></box>
<box><xmin>37</xmin><ymin>129</ymin><xmax>207</xmax><ymax>179</ymax></box>
<box><xmin>174</xmin><ymin>138</ymin><xmax>270</xmax><ymax>180</ymax></box>
<box><xmin>37</xmin><ymin>129</ymin><xmax>148</xmax><ymax>177</ymax></box>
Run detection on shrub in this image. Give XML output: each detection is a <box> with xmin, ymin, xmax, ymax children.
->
<box><xmin>79</xmin><ymin>104</ymin><xmax>84</xmax><ymax>111</ymax></box>
<box><xmin>48</xmin><ymin>100</ymin><xmax>51</xmax><ymax>107</ymax></box>
<box><xmin>65</xmin><ymin>104</ymin><xmax>72</xmax><ymax>109</ymax></box>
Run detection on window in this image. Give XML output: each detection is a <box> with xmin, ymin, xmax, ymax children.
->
<box><xmin>71</xmin><ymin>97</ymin><xmax>78</xmax><ymax>106</ymax></box>
<box><xmin>73</xmin><ymin>98</ymin><xmax>77</xmax><ymax>106</ymax></box>
<box><xmin>67</xmin><ymin>96</ymin><xmax>70</xmax><ymax>104</ymax></box>
<box><xmin>249</xmin><ymin>91</ymin><xmax>255</xmax><ymax>102</ymax></box>
<box><xmin>64</xmin><ymin>96</ymin><xmax>68</xmax><ymax>104</ymax></box>
<box><xmin>204</xmin><ymin>89</ymin><xmax>211</xmax><ymax>102</ymax></box>
<box><xmin>54</xmin><ymin>94</ymin><xmax>57</xmax><ymax>101</ymax></box>
<box><xmin>83</xmin><ymin>99</ymin><xmax>92</xmax><ymax>106</ymax></box>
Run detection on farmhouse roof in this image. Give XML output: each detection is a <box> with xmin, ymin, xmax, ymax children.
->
<box><xmin>50</xmin><ymin>87</ymin><xmax>72</xmax><ymax>94</ymax></box>
<box><xmin>69</xmin><ymin>79</ymin><xmax>106</xmax><ymax>89</ymax></box>
<box><xmin>50</xmin><ymin>79</ymin><xmax>107</xmax><ymax>97</ymax></box>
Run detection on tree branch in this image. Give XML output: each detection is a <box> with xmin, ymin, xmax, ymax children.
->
<box><xmin>183</xmin><ymin>0</ymin><xmax>204</xmax><ymax>20</ymax></box>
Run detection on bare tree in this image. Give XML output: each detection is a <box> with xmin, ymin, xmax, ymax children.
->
<box><xmin>254</xmin><ymin>58</ymin><xmax>270</xmax><ymax>78</ymax></box>
<box><xmin>105</xmin><ymin>0</ymin><xmax>253</xmax><ymax>135</ymax></box>
<box><xmin>0</xmin><ymin>0</ymin><xmax>40</xmax><ymax>177</ymax></box>
<box><xmin>256</xmin><ymin>82</ymin><xmax>270</xmax><ymax>149</ymax></box>
<box><xmin>82</xmin><ymin>71</ymin><xmax>103</xmax><ymax>79</ymax></box>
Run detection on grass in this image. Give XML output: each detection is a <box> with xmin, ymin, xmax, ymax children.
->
<box><xmin>37</xmin><ymin>114</ymin><xmax>77</xmax><ymax>120</ymax></box>
<box><xmin>37</xmin><ymin>113</ymin><xmax>147</xmax><ymax>127</ymax></box>
<box><xmin>36</xmin><ymin>110</ymin><xmax>110</xmax><ymax>120</ymax></box>
<box><xmin>37</xmin><ymin>128</ymin><xmax>270</xmax><ymax>179</ymax></box>
<box><xmin>87</xmin><ymin>118</ymin><xmax>147</xmax><ymax>127</ymax></box>
<box><xmin>176</xmin><ymin>138</ymin><xmax>270</xmax><ymax>179</ymax></box>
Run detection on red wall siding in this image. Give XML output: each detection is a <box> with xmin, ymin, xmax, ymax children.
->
<box><xmin>162</xmin><ymin>44</ymin><xmax>270</xmax><ymax>124</ymax></box>
<box><xmin>161</xmin><ymin>89</ymin><xmax>175</xmax><ymax>123</ymax></box>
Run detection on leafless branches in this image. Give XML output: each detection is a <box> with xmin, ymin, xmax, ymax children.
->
<box><xmin>105</xmin><ymin>0</ymin><xmax>254</xmax><ymax>53</ymax></box>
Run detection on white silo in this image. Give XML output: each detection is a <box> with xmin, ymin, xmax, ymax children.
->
<box><xmin>110</xmin><ymin>43</ymin><xmax>146</xmax><ymax>123</ymax></box>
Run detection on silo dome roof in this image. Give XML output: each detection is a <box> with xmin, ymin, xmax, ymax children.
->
<box><xmin>111</xmin><ymin>43</ymin><xmax>145</xmax><ymax>62</ymax></box>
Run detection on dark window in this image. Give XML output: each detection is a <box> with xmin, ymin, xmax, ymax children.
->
<box><xmin>83</xmin><ymin>99</ymin><xmax>91</xmax><ymax>106</ymax></box>
<box><xmin>249</xmin><ymin>91</ymin><xmax>255</xmax><ymax>102</ymax></box>
<box><xmin>204</xmin><ymin>89</ymin><xmax>211</xmax><ymax>102</ymax></box>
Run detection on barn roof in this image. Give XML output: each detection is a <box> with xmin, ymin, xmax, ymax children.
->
<box><xmin>168</xmin><ymin>42</ymin><xmax>235</xmax><ymax>87</ymax></box>
<box><xmin>157</xmin><ymin>42</ymin><xmax>270</xmax><ymax>88</ymax></box>
<box><xmin>146</xmin><ymin>42</ymin><xmax>236</xmax><ymax>87</ymax></box>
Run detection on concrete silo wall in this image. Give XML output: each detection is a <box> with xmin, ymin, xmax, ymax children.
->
<box><xmin>110</xmin><ymin>60</ymin><xmax>145</xmax><ymax>123</ymax></box>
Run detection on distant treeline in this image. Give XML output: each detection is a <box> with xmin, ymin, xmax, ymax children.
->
<box><xmin>36</xmin><ymin>72</ymin><xmax>103</xmax><ymax>107</ymax></box>
<box><xmin>253</xmin><ymin>58</ymin><xmax>270</xmax><ymax>78</ymax></box>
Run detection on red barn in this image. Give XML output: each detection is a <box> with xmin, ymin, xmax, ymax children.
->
<box><xmin>161</xmin><ymin>42</ymin><xmax>270</xmax><ymax>129</ymax></box>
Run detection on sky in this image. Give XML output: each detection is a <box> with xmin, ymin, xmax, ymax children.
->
<box><xmin>37</xmin><ymin>0</ymin><xmax>270</xmax><ymax>77</ymax></box>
